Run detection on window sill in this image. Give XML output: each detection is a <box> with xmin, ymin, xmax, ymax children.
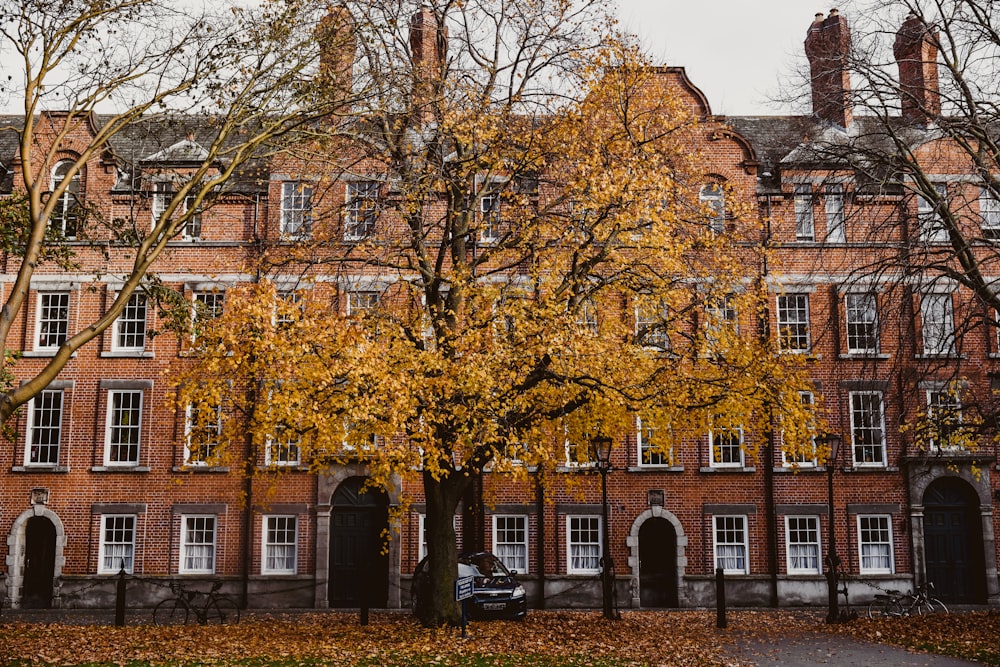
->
<box><xmin>11</xmin><ymin>465</ymin><xmax>70</xmax><ymax>473</ymax></box>
<box><xmin>172</xmin><ymin>465</ymin><xmax>231</xmax><ymax>473</ymax></box>
<box><xmin>256</xmin><ymin>464</ymin><xmax>309</xmax><ymax>472</ymax></box>
<box><xmin>699</xmin><ymin>466</ymin><xmax>756</xmax><ymax>473</ymax></box>
<box><xmin>556</xmin><ymin>465</ymin><xmax>598</xmax><ymax>472</ymax></box>
<box><xmin>844</xmin><ymin>465</ymin><xmax>899</xmax><ymax>473</ymax></box>
<box><xmin>91</xmin><ymin>465</ymin><xmax>151</xmax><ymax>473</ymax></box>
<box><xmin>627</xmin><ymin>466</ymin><xmax>684</xmax><ymax>473</ymax></box>
<box><xmin>773</xmin><ymin>465</ymin><xmax>821</xmax><ymax>473</ymax></box>
<box><xmin>915</xmin><ymin>353</ymin><xmax>962</xmax><ymax>360</ymax></box>
<box><xmin>21</xmin><ymin>350</ymin><xmax>76</xmax><ymax>358</ymax></box>
<box><xmin>838</xmin><ymin>353</ymin><xmax>889</xmax><ymax>360</ymax></box>
<box><xmin>101</xmin><ymin>351</ymin><xmax>154</xmax><ymax>359</ymax></box>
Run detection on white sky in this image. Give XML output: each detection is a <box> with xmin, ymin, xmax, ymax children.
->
<box><xmin>616</xmin><ymin>0</ymin><xmax>833</xmax><ymax>116</ymax></box>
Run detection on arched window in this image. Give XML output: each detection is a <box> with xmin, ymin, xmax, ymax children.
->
<box><xmin>50</xmin><ymin>160</ymin><xmax>81</xmax><ymax>238</ymax></box>
<box><xmin>699</xmin><ymin>182</ymin><xmax>726</xmax><ymax>234</ymax></box>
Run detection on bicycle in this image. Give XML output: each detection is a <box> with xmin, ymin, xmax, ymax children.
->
<box><xmin>866</xmin><ymin>582</ymin><xmax>948</xmax><ymax>619</ymax></box>
<box><xmin>153</xmin><ymin>581</ymin><xmax>241</xmax><ymax>625</ymax></box>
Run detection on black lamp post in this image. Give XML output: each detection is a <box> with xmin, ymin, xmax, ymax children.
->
<box><xmin>590</xmin><ymin>435</ymin><xmax>617</xmax><ymax>620</ymax></box>
<box><xmin>816</xmin><ymin>433</ymin><xmax>843</xmax><ymax>624</ymax></box>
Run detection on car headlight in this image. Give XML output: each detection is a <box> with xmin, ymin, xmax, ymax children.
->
<box><xmin>511</xmin><ymin>585</ymin><xmax>526</xmax><ymax>599</ymax></box>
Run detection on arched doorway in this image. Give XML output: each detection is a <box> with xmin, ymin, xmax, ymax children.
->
<box><xmin>22</xmin><ymin>516</ymin><xmax>57</xmax><ymax>609</ymax></box>
<box><xmin>329</xmin><ymin>477</ymin><xmax>390</xmax><ymax>607</ymax></box>
<box><xmin>639</xmin><ymin>517</ymin><xmax>677</xmax><ymax>607</ymax></box>
<box><xmin>923</xmin><ymin>477</ymin><xmax>986</xmax><ymax>603</ymax></box>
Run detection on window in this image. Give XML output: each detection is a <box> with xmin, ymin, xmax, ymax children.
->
<box><xmin>785</xmin><ymin>516</ymin><xmax>821</xmax><ymax>574</ymax></box>
<box><xmin>493</xmin><ymin>515</ymin><xmax>528</xmax><ymax>574</ymax></box>
<box><xmin>575</xmin><ymin>298</ymin><xmax>598</xmax><ymax>335</ymax></box>
<box><xmin>152</xmin><ymin>182</ymin><xmax>171</xmax><ymax>224</ymax></box>
<box><xmin>917</xmin><ymin>184</ymin><xmax>948</xmax><ymax>243</ymax></box>
<box><xmin>480</xmin><ymin>190</ymin><xmax>502</xmax><ymax>243</ymax></box>
<box><xmin>566</xmin><ymin>516</ymin><xmax>601</xmax><ymax>574</ymax></box>
<box><xmin>706</xmin><ymin>293</ymin><xmax>738</xmax><ymax>331</ymax></box>
<box><xmin>857</xmin><ymin>515</ymin><xmax>894</xmax><ymax>574</ymax></box>
<box><xmin>105</xmin><ymin>390</ymin><xmax>142</xmax><ymax>466</ymax></box>
<box><xmin>825</xmin><ymin>184</ymin><xmax>845</xmax><ymax>242</ymax></box>
<box><xmin>845</xmin><ymin>292</ymin><xmax>878</xmax><ymax>354</ymax></box>
<box><xmin>50</xmin><ymin>160</ymin><xmax>80</xmax><ymax>238</ymax></box>
<box><xmin>347</xmin><ymin>290</ymin><xmax>379</xmax><ymax>316</ymax></box>
<box><xmin>980</xmin><ymin>187</ymin><xmax>1000</xmax><ymax>240</ymax></box>
<box><xmin>99</xmin><ymin>515</ymin><xmax>136</xmax><ymax>574</ymax></box>
<box><xmin>153</xmin><ymin>183</ymin><xmax>201</xmax><ymax>239</ymax></box>
<box><xmin>36</xmin><ymin>292</ymin><xmax>70</xmax><ymax>350</ymax></box>
<box><xmin>266</xmin><ymin>422</ymin><xmax>301</xmax><ymax>466</ymax></box>
<box><xmin>635</xmin><ymin>300</ymin><xmax>669</xmax><ymax>350</ymax></box>
<box><xmin>709</xmin><ymin>422</ymin><xmax>744</xmax><ymax>467</ymax></box>
<box><xmin>180</xmin><ymin>515</ymin><xmax>216</xmax><ymax>574</ymax></box>
<box><xmin>113</xmin><ymin>293</ymin><xmax>147</xmax><ymax>352</ymax></box>
<box><xmin>564</xmin><ymin>437</ymin><xmax>595</xmax><ymax>467</ymax></box>
<box><xmin>192</xmin><ymin>290</ymin><xmax>224</xmax><ymax>339</ymax></box>
<box><xmin>700</xmin><ymin>183</ymin><xmax>726</xmax><ymax>233</ymax></box>
<box><xmin>921</xmin><ymin>293</ymin><xmax>955</xmax><ymax>355</ymax></box>
<box><xmin>185</xmin><ymin>402</ymin><xmax>222</xmax><ymax>465</ymax></box>
<box><xmin>345</xmin><ymin>180</ymin><xmax>379</xmax><ymax>240</ymax></box>
<box><xmin>637</xmin><ymin>417</ymin><xmax>670</xmax><ymax>466</ymax></box>
<box><xmin>782</xmin><ymin>391</ymin><xmax>817</xmax><ymax>467</ymax></box>
<box><xmin>713</xmin><ymin>515</ymin><xmax>748</xmax><ymax>574</ymax></box>
<box><xmin>280</xmin><ymin>182</ymin><xmax>313</xmax><ymax>238</ymax></box>
<box><xmin>794</xmin><ymin>184</ymin><xmax>814</xmax><ymax>241</ymax></box>
<box><xmin>850</xmin><ymin>391</ymin><xmax>886</xmax><ymax>466</ymax></box>
<box><xmin>181</xmin><ymin>192</ymin><xmax>202</xmax><ymax>240</ymax></box>
<box><xmin>926</xmin><ymin>388</ymin><xmax>962</xmax><ymax>451</ymax></box>
<box><xmin>776</xmin><ymin>293</ymin><xmax>810</xmax><ymax>352</ymax></box>
<box><xmin>262</xmin><ymin>515</ymin><xmax>297</xmax><ymax>574</ymax></box>
<box><xmin>25</xmin><ymin>389</ymin><xmax>63</xmax><ymax>465</ymax></box>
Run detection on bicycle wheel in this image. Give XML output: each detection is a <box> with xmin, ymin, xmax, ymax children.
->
<box><xmin>867</xmin><ymin>597</ymin><xmax>902</xmax><ymax>619</ymax></box>
<box><xmin>915</xmin><ymin>597</ymin><xmax>949</xmax><ymax>615</ymax></box>
<box><xmin>153</xmin><ymin>598</ymin><xmax>190</xmax><ymax>625</ymax></box>
<box><xmin>207</xmin><ymin>596</ymin><xmax>241</xmax><ymax>624</ymax></box>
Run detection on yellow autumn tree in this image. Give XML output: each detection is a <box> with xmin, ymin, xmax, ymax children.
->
<box><xmin>175</xmin><ymin>0</ymin><xmax>817</xmax><ymax>626</ymax></box>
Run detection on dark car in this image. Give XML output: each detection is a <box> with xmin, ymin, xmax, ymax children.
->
<box><xmin>412</xmin><ymin>551</ymin><xmax>527</xmax><ymax>621</ymax></box>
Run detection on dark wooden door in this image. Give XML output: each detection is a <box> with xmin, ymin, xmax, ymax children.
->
<box><xmin>639</xmin><ymin>517</ymin><xmax>677</xmax><ymax>607</ymax></box>
<box><xmin>329</xmin><ymin>477</ymin><xmax>389</xmax><ymax>607</ymax></box>
<box><xmin>22</xmin><ymin>516</ymin><xmax>56</xmax><ymax>609</ymax></box>
<box><xmin>923</xmin><ymin>479</ymin><xmax>985</xmax><ymax>603</ymax></box>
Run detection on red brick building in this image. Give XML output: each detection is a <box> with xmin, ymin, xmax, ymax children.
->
<box><xmin>1</xmin><ymin>8</ymin><xmax>997</xmax><ymax>611</ymax></box>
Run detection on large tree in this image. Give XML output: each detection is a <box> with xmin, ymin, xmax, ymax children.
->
<box><xmin>177</xmin><ymin>0</ymin><xmax>815</xmax><ymax>626</ymax></box>
<box><xmin>0</xmin><ymin>0</ymin><xmax>352</xmax><ymax>422</ymax></box>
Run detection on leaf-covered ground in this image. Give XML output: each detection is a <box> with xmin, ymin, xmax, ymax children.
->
<box><xmin>1</xmin><ymin>609</ymin><xmax>996</xmax><ymax>667</ymax></box>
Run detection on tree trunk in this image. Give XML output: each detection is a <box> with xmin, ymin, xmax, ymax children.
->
<box><xmin>419</xmin><ymin>469</ymin><xmax>470</xmax><ymax>627</ymax></box>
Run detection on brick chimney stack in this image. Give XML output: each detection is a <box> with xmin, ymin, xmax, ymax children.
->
<box><xmin>894</xmin><ymin>12</ymin><xmax>941</xmax><ymax>125</ymax></box>
<box><xmin>410</xmin><ymin>4</ymin><xmax>447</xmax><ymax>108</ymax></box>
<box><xmin>804</xmin><ymin>9</ymin><xmax>853</xmax><ymax>128</ymax></box>
<box><xmin>316</xmin><ymin>5</ymin><xmax>355</xmax><ymax>98</ymax></box>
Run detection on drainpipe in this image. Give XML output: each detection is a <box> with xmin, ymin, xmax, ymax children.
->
<box><xmin>535</xmin><ymin>469</ymin><xmax>546</xmax><ymax>609</ymax></box>
<box><xmin>761</xmin><ymin>193</ymin><xmax>778</xmax><ymax>606</ymax></box>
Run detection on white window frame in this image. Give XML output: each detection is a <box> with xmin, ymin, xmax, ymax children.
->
<box><xmin>152</xmin><ymin>181</ymin><xmax>171</xmax><ymax>225</ymax></box>
<box><xmin>782</xmin><ymin>391</ymin><xmax>817</xmax><ymax>467</ymax></box>
<box><xmin>50</xmin><ymin>160</ymin><xmax>80</xmax><ymax>239</ymax></box>
<box><xmin>192</xmin><ymin>290</ymin><xmax>224</xmax><ymax>340</ymax></box>
<box><xmin>104</xmin><ymin>389</ymin><xmax>143</xmax><ymax>466</ymax></box>
<box><xmin>700</xmin><ymin>183</ymin><xmax>726</xmax><ymax>234</ymax></box>
<box><xmin>480</xmin><ymin>190</ymin><xmax>502</xmax><ymax>243</ymax></box>
<box><xmin>180</xmin><ymin>515</ymin><xmax>217</xmax><ymax>574</ymax></box>
<box><xmin>980</xmin><ymin>187</ymin><xmax>1000</xmax><ymax>240</ymax></box>
<box><xmin>344</xmin><ymin>180</ymin><xmax>379</xmax><ymax>241</ymax></box>
<box><xmin>857</xmin><ymin>514</ymin><xmax>894</xmax><ymax>574</ymax></box>
<box><xmin>794</xmin><ymin>184</ymin><xmax>814</xmax><ymax>241</ymax></box>
<box><xmin>347</xmin><ymin>290</ymin><xmax>379</xmax><ymax>316</ymax></box>
<box><xmin>713</xmin><ymin>515</ymin><xmax>749</xmax><ymax>575</ymax></box>
<box><xmin>825</xmin><ymin>184</ymin><xmax>845</xmax><ymax>242</ymax></box>
<box><xmin>265</xmin><ymin>422</ymin><xmax>302</xmax><ymax>466</ymax></box>
<box><xmin>776</xmin><ymin>293</ymin><xmax>810</xmax><ymax>352</ymax></box>
<box><xmin>493</xmin><ymin>514</ymin><xmax>528</xmax><ymax>574</ymax></box>
<box><xmin>262</xmin><ymin>515</ymin><xmax>298</xmax><ymax>575</ymax></box>
<box><xmin>24</xmin><ymin>389</ymin><xmax>64</xmax><ymax>466</ymax></box>
<box><xmin>921</xmin><ymin>292</ymin><xmax>955</xmax><ymax>356</ymax></box>
<box><xmin>917</xmin><ymin>183</ymin><xmax>949</xmax><ymax>243</ymax></box>
<box><xmin>184</xmin><ymin>403</ymin><xmax>223</xmax><ymax>465</ymax></box>
<box><xmin>112</xmin><ymin>292</ymin><xmax>148</xmax><ymax>353</ymax></box>
<box><xmin>35</xmin><ymin>291</ymin><xmax>70</xmax><ymax>351</ymax></box>
<box><xmin>709</xmin><ymin>423</ymin><xmax>745</xmax><ymax>468</ymax></box>
<box><xmin>566</xmin><ymin>515</ymin><xmax>602</xmax><ymax>575</ymax></box>
<box><xmin>637</xmin><ymin>416</ymin><xmax>670</xmax><ymax>467</ymax></box>
<box><xmin>845</xmin><ymin>292</ymin><xmax>879</xmax><ymax>354</ymax></box>
<box><xmin>785</xmin><ymin>515</ymin><xmax>821</xmax><ymax>575</ymax></box>
<box><xmin>575</xmin><ymin>297</ymin><xmax>598</xmax><ymax>335</ymax></box>
<box><xmin>849</xmin><ymin>391</ymin><xmax>886</xmax><ymax>467</ymax></box>
<box><xmin>99</xmin><ymin>514</ymin><xmax>136</xmax><ymax>574</ymax></box>
<box><xmin>635</xmin><ymin>300</ymin><xmax>669</xmax><ymax>351</ymax></box>
<box><xmin>280</xmin><ymin>181</ymin><xmax>313</xmax><ymax>238</ymax></box>
<box><xmin>926</xmin><ymin>388</ymin><xmax>962</xmax><ymax>451</ymax></box>
<box><xmin>180</xmin><ymin>192</ymin><xmax>202</xmax><ymax>240</ymax></box>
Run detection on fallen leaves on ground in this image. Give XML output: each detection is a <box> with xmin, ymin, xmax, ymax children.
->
<box><xmin>0</xmin><ymin>610</ymin><xmax>753</xmax><ymax>667</ymax></box>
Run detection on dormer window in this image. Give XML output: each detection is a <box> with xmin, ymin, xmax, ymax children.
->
<box><xmin>50</xmin><ymin>160</ymin><xmax>81</xmax><ymax>239</ymax></box>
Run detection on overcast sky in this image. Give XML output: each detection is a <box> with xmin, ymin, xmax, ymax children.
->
<box><xmin>616</xmin><ymin>0</ymin><xmax>833</xmax><ymax>116</ymax></box>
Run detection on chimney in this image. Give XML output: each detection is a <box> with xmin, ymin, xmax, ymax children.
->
<box><xmin>410</xmin><ymin>4</ymin><xmax>447</xmax><ymax>106</ymax></box>
<box><xmin>894</xmin><ymin>12</ymin><xmax>941</xmax><ymax>124</ymax></box>
<box><xmin>804</xmin><ymin>9</ymin><xmax>853</xmax><ymax>128</ymax></box>
<box><xmin>317</xmin><ymin>5</ymin><xmax>355</xmax><ymax>97</ymax></box>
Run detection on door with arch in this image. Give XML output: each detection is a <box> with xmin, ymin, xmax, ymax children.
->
<box><xmin>639</xmin><ymin>517</ymin><xmax>678</xmax><ymax>607</ymax></box>
<box><xmin>329</xmin><ymin>477</ymin><xmax>389</xmax><ymax>607</ymax></box>
<box><xmin>22</xmin><ymin>516</ymin><xmax>56</xmax><ymax>608</ymax></box>
<box><xmin>923</xmin><ymin>477</ymin><xmax>985</xmax><ymax>603</ymax></box>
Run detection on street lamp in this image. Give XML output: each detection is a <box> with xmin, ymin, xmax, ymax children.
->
<box><xmin>590</xmin><ymin>435</ymin><xmax>618</xmax><ymax>620</ymax></box>
<box><xmin>815</xmin><ymin>432</ymin><xmax>842</xmax><ymax>624</ymax></box>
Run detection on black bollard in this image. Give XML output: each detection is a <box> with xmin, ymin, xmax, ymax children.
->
<box><xmin>715</xmin><ymin>567</ymin><xmax>727</xmax><ymax>629</ymax></box>
<box><xmin>114</xmin><ymin>565</ymin><xmax>127</xmax><ymax>626</ymax></box>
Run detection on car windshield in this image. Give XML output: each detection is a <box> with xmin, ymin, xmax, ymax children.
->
<box><xmin>458</xmin><ymin>553</ymin><xmax>512</xmax><ymax>580</ymax></box>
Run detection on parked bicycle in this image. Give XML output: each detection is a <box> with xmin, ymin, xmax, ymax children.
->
<box><xmin>153</xmin><ymin>581</ymin><xmax>241</xmax><ymax>625</ymax></box>
<box><xmin>866</xmin><ymin>582</ymin><xmax>948</xmax><ymax>619</ymax></box>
